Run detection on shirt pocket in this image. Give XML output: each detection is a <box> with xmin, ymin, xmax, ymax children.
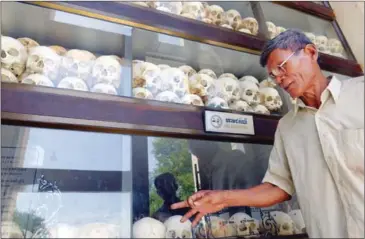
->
<box><xmin>337</xmin><ymin>128</ymin><xmax>364</xmax><ymax>175</ymax></box>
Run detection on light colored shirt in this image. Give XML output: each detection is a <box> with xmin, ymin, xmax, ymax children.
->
<box><xmin>262</xmin><ymin>75</ymin><xmax>364</xmax><ymax>238</ymax></box>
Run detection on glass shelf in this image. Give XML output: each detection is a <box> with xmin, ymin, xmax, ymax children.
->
<box><xmin>261</xmin><ymin>2</ymin><xmax>350</xmax><ymax>60</ymax></box>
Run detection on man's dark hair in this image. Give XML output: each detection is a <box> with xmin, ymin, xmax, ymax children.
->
<box><xmin>260</xmin><ymin>29</ymin><xmax>314</xmax><ymax>67</ymax></box>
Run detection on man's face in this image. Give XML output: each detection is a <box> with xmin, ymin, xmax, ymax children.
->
<box><xmin>266</xmin><ymin>46</ymin><xmax>317</xmax><ymax>99</ymax></box>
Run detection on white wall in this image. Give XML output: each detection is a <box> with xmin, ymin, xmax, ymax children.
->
<box><xmin>330</xmin><ymin>2</ymin><xmax>364</xmax><ymax>67</ymax></box>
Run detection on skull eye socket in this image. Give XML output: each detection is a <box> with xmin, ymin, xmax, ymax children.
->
<box><xmin>108</xmin><ymin>66</ymin><xmax>116</xmax><ymax>73</ymax></box>
<box><xmin>30</xmin><ymin>55</ymin><xmax>40</xmax><ymax>62</ymax></box>
<box><xmin>282</xmin><ymin>223</ymin><xmax>289</xmax><ymax>230</ymax></box>
<box><xmin>246</xmin><ymin>90</ymin><xmax>253</xmax><ymax>96</ymax></box>
<box><xmin>8</xmin><ymin>48</ymin><xmax>19</xmax><ymax>57</ymax></box>
<box><xmin>267</xmin><ymin>96</ymin><xmax>273</xmax><ymax>101</ymax></box>
<box><xmin>174</xmin><ymin>76</ymin><xmax>180</xmax><ymax>83</ymax></box>
<box><xmin>201</xmin><ymin>79</ymin><xmax>207</xmax><ymax>87</ymax></box>
<box><xmin>1</xmin><ymin>50</ymin><xmax>7</xmax><ymax>58</ymax></box>
<box><xmin>167</xmin><ymin>230</ymin><xmax>177</xmax><ymax>238</ymax></box>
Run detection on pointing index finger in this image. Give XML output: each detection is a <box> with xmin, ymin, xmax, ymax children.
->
<box><xmin>170</xmin><ymin>200</ymin><xmax>189</xmax><ymax>209</ymax></box>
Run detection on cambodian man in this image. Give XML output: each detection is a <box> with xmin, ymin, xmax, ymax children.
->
<box><xmin>171</xmin><ymin>29</ymin><xmax>364</xmax><ymax>238</ymax></box>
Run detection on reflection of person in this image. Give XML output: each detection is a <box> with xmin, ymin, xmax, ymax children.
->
<box><xmin>172</xmin><ymin>29</ymin><xmax>364</xmax><ymax>238</ymax></box>
<box><xmin>152</xmin><ymin>173</ymin><xmax>189</xmax><ymax>222</ymax></box>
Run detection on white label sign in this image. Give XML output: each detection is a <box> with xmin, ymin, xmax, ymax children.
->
<box><xmin>204</xmin><ymin>110</ymin><xmax>255</xmax><ymax>135</ymax></box>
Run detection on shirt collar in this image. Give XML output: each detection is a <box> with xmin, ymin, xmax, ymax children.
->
<box><xmin>292</xmin><ymin>75</ymin><xmax>342</xmax><ymax>116</ymax></box>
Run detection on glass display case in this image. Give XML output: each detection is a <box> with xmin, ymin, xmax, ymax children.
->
<box><xmin>1</xmin><ymin>1</ymin><xmax>363</xmax><ymax>239</ymax></box>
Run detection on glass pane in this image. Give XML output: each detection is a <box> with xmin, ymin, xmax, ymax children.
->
<box><xmin>261</xmin><ymin>2</ymin><xmax>350</xmax><ymax>59</ymax></box>
<box><xmin>1</xmin><ymin>2</ymin><xmax>132</xmax><ymax>96</ymax></box>
<box><xmin>1</xmin><ymin>125</ymin><xmax>131</xmax><ymax>238</ymax></box>
<box><xmin>132</xmin><ymin>27</ymin><xmax>291</xmax><ymax>116</ymax></box>
<box><xmin>129</xmin><ymin>1</ymin><xmax>258</xmax><ymax>35</ymax></box>
<box><xmin>133</xmin><ymin>136</ymin><xmax>306</xmax><ymax>238</ymax></box>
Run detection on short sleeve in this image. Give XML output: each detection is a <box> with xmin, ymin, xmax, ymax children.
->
<box><xmin>262</xmin><ymin>125</ymin><xmax>295</xmax><ymax>196</ymax></box>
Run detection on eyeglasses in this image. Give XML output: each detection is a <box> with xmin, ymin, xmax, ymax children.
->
<box><xmin>268</xmin><ymin>51</ymin><xmax>297</xmax><ymax>79</ymax></box>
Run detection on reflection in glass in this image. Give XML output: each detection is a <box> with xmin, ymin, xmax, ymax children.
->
<box><xmin>142</xmin><ymin>136</ymin><xmax>306</xmax><ymax>238</ymax></box>
<box><xmin>261</xmin><ymin>2</ymin><xmax>348</xmax><ymax>59</ymax></box>
<box><xmin>1</xmin><ymin>125</ymin><xmax>131</xmax><ymax>238</ymax></box>
<box><xmin>1</xmin><ymin>2</ymin><xmax>131</xmax><ymax>96</ymax></box>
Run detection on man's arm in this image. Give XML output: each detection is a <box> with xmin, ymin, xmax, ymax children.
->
<box><xmin>224</xmin><ymin>182</ymin><xmax>291</xmax><ymax>208</ymax></box>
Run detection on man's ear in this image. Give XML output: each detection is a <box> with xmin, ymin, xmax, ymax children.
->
<box><xmin>303</xmin><ymin>44</ymin><xmax>318</xmax><ymax>62</ymax></box>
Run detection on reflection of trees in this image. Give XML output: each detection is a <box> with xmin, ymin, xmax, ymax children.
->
<box><xmin>13</xmin><ymin>209</ymin><xmax>47</xmax><ymax>238</ymax></box>
<box><xmin>149</xmin><ymin>138</ymin><xmax>195</xmax><ymax>216</ymax></box>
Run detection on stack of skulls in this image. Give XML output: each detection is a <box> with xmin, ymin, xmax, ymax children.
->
<box><xmin>1</xmin><ymin>35</ymin><xmax>124</xmax><ymax>96</ymax></box>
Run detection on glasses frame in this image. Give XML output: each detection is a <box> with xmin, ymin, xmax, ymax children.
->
<box><xmin>269</xmin><ymin>51</ymin><xmax>297</xmax><ymax>79</ymax></box>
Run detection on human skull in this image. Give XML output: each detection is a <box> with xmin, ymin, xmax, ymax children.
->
<box><xmin>239</xmin><ymin>80</ymin><xmax>260</xmax><ymax>106</ymax></box>
<box><xmin>155</xmin><ymin>2</ymin><xmax>183</xmax><ymax>15</ymax></box>
<box><xmin>17</xmin><ymin>37</ymin><xmax>40</xmax><ymax>52</ymax></box>
<box><xmin>304</xmin><ymin>32</ymin><xmax>316</xmax><ymax>43</ymax></box>
<box><xmin>160</xmin><ymin>67</ymin><xmax>189</xmax><ymax>98</ymax></box>
<box><xmin>288</xmin><ymin>210</ymin><xmax>306</xmax><ymax>234</ymax></box>
<box><xmin>270</xmin><ymin>211</ymin><xmax>295</xmax><ymax>236</ymax></box>
<box><xmin>155</xmin><ymin>91</ymin><xmax>181</xmax><ymax>103</ymax></box>
<box><xmin>219</xmin><ymin>73</ymin><xmax>237</xmax><ymax>80</ymax></box>
<box><xmin>21</xmin><ymin>73</ymin><xmax>54</xmax><ymax>87</ymax></box>
<box><xmin>198</xmin><ymin>69</ymin><xmax>217</xmax><ymax>79</ymax></box>
<box><xmin>47</xmin><ymin>223</ymin><xmax>79</xmax><ymax>238</ymax></box>
<box><xmin>179</xmin><ymin>65</ymin><xmax>196</xmax><ymax>78</ymax></box>
<box><xmin>229</xmin><ymin>100</ymin><xmax>252</xmax><ymax>112</ymax></box>
<box><xmin>181</xmin><ymin>94</ymin><xmax>204</xmax><ymax>106</ymax></box>
<box><xmin>164</xmin><ymin>215</ymin><xmax>192</xmax><ymax>239</ymax></box>
<box><xmin>49</xmin><ymin>45</ymin><xmax>67</xmax><ymax>56</ymax></box>
<box><xmin>206</xmin><ymin>97</ymin><xmax>229</xmax><ymax>109</ymax></box>
<box><xmin>314</xmin><ymin>35</ymin><xmax>328</xmax><ymax>52</ymax></box>
<box><xmin>207</xmin><ymin>5</ymin><xmax>224</xmax><ymax>25</ymax></box>
<box><xmin>240</xmin><ymin>17</ymin><xmax>258</xmax><ymax>35</ymax></box>
<box><xmin>239</xmin><ymin>75</ymin><xmax>259</xmax><ymax>87</ymax></box>
<box><xmin>266</xmin><ymin>21</ymin><xmax>277</xmax><ymax>39</ymax></box>
<box><xmin>57</xmin><ymin>76</ymin><xmax>89</xmax><ymax>91</ymax></box>
<box><xmin>133</xmin><ymin>217</ymin><xmax>166</xmax><ymax>238</ymax></box>
<box><xmin>208</xmin><ymin>216</ymin><xmax>235</xmax><ymax>238</ymax></box>
<box><xmin>229</xmin><ymin>212</ymin><xmax>259</xmax><ymax>237</ymax></box>
<box><xmin>189</xmin><ymin>73</ymin><xmax>215</xmax><ymax>97</ymax></box>
<box><xmin>214</xmin><ymin>77</ymin><xmax>240</xmax><ymax>104</ymax></box>
<box><xmin>1</xmin><ymin>68</ymin><xmax>18</xmax><ymax>83</ymax></box>
<box><xmin>276</xmin><ymin>26</ymin><xmax>286</xmax><ymax>36</ymax></box>
<box><xmin>259</xmin><ymin>78</ymin><xmax>277</xmax><ymax>88</ymax></box>
<box><xmin>60</xmin><ymin>49</ymin><xmax>96</xmax><ymax>81</ymax></box>
<box><xmin>133</xmin><ymin>87</ymin><xmax>153</xmax><ymax>99</ymax></box>
<box><xmin>181</xmin><ymin>2</ymin><xmax>206</xmax><ymax>20</ymax></box>
<box><xmin>1</xmin><ymin>36</ymin><xmax>28</xmax><ymax>77</ymax></box>
<box><xmin>133</xmin><ymin>61</ymin><xmax>161</xmax><ymax>91</ymax></box>
<box><xmin>91</xmin><ymin>83</ymin><xmax>118</xmax><ymax>95</ymax></box>
<box><xmin>327</xmin><ymin>38</ymin><xmax>344</xmax><ymax>54</ymax></box>
<box><xmin>92</xmin><ymin>55</ymin><xmax>122</xmax><ymax>88</ymax></box>
<box><xmin>259</xmin><ymin>87</ymin><xmax>283</xmax><ymax>111</ymax></box>
<box><xmin>26</xmin><ymin>46</ymin><xmax>61</xmax><ymax>81</ymax></box>
<box><xmin>224</xmin><ymin>9</ymin><xmax>241</xmax><ymax>30</ymax></box>
<box><xmin>158</xmin><ymin>64</ymin><xmax>170</xmax><ymax>71</ymax></box>
<box><xmin>253</xmin><ymin>104</ymin><xmax>270</xmax><ymax>115</ymax></box>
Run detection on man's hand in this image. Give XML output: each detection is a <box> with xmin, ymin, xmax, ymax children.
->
<box><xmin>170</xmin><ymin>190</ymin><xmax>228</xmax><ymax>227</ymax></box>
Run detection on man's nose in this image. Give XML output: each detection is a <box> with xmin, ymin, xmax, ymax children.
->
<box><xmin>274</xmin><ymin>75</ymin><xmax>285</xmax><ymax>87</ymax></box>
